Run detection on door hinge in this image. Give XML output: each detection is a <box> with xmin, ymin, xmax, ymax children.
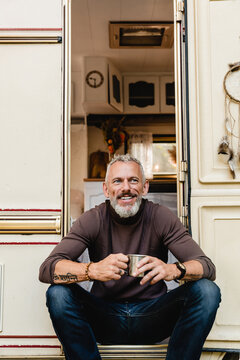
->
<box><xmin>180</xmin><ymin>205</ymin><xmax>188</xmax><ymax>227</ymax></box>
<box><xmin>179</xmin><ymin>160</ymin><xmax>188</xmax><ymax>182</ymax></box>
<box><xmin>181</xmin><ymin>205</ymin><xmax>188</xmax><ymax>218</ymax></box>
<box><xmin>176</xmin><ymin>0</ymin><xmax>185</xmax><ymax>21</ymax></box>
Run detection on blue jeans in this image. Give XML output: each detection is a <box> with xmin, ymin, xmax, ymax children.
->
<box><xmin>46</xmin><ymin>279</ymin><xmax>221</xmax><ymax>360</ymax></box>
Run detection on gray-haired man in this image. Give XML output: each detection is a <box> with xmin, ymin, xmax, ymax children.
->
<box><xmin>39</xmin><ymin>154</ymin><xmax>221</xmax><ymax>360</ymax></box>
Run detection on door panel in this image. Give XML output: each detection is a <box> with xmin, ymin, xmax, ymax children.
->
<box><xmin>0</xmin><ymin>44</ymin><xmax>62</xmax><ymax>209</ymax></box>
<box><xmin>188</xmin><ymin>0</ymin><xmax>240</xmax><ymax>187</ymax></box>
<box><xmin>187</xmin><ymin>0</ymin><xmax>240</xmax><ymax>349</ymax></box>
<box><xmin>191</xmin><ymin>197</ymin><xmax>240</xmax><ymax>341</ymax></box>
<box><xmin>0</xmin><ymin>0</ymin><xmax>62</xmax><ymax>28</ymax></box>
<box><xmin>0</xmin><ymin>0</ymin><xmax>70</xmax><ymax>356</ymax></box>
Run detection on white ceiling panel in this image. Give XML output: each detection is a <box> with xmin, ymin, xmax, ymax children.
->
<box><xmin>72</xmin><ymin>0</ymin><xmax>174</xmax><ymax>73</ymax></box>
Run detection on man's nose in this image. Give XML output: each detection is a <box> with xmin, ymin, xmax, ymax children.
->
<box><xmin>122</xmin><ymin>179</ymin><xmax>131</xmax><ymax>191</ymax></box>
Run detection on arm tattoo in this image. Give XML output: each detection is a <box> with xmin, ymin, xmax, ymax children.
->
<box><xmin>53</xmin><ymin>272</ymin><xmax>78</xmax><ymax>282</ymax></box>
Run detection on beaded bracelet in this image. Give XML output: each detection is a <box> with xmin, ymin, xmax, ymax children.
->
<box><xmin>85</xmin><ymin>262</ymin><xmax>93</xmax><ymax>281</ymax></box>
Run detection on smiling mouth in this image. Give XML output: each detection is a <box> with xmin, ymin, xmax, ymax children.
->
<box><xmin>117</xmin><ymin>193</ymin><xmax>137</xmax><ymax>200</ymax></box>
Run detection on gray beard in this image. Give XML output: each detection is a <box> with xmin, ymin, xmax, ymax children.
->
<box><xmin>110</xmin><ymin>196</ymin><xmax>142</xmax><ymax>218</ymax></box>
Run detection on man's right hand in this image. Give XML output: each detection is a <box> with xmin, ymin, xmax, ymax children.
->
<box><xmin>89</xmin><ymin>253</ymin><xmax>128</xmax><ymax>282</ymax></box>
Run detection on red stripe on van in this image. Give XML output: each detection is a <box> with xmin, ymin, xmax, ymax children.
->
<box><xmin>0</xmin><ymin>336</ymin><xmax>57</xmax><ymax>338</ymax></box>
<box><xmin>0</xmin><ymin>345</ymin><xmax>61</xmax><ymax>348</ymax></box>
<box><xmin>0</xmin><ymin>242</ymin><xmax>59</xmax><ymax>245</ymax></box>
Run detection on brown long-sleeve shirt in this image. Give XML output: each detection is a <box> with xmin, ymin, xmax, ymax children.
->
<box><xmin>39</xmin><ymin>199</ymin><xmax>215</xmax><ymax>300</ymax></box>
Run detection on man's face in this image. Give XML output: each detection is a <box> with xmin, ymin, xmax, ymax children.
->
<box><xmin>103</xmin><ymin>161</ymin><xmax>149</xmax><ymax>217</ymax></box>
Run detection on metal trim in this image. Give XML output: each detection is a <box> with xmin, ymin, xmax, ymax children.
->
<box><xmin>0</xmin><ymin>216</ymin><xmax>61</xmax><ymax>234</ymax></box>
<box><xmin>98</xmin><ymin>345</ymin><xmax>168</xmax><ymax>359</ymax></box>
<box><xmin>62</xmin><ymin>0</ymin><xmax>71</xmax><ymax>236</ymax></box>
<box><xmin>0</xmin><ymin>36</ymin><xmax>62</xmax><ymax>44</ymax></box>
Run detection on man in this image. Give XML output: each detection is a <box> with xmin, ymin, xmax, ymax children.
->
<box><xmin>39</xmin><ymin>154</ymin><xmax>221</xmax><ymax>360</ymax></box>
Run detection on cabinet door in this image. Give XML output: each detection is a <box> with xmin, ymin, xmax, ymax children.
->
<box><xmin>160</xmin><ymin>75</ymin><xmax>175</xmax><ymax>114</ymax></box>
<box><xmin>109</xmin><ymin>62</ymin><xmax>123</xmax><ymax>112</ymax></box>
<box><xmin>187</xmin><ymin>0</ymin><xmax>240</xmax><ymax>350</ymax></box>
<box><xmin>123</xmin><ymin>75</ymin><xmax>160</xmax><ymax>113</ymax></box>
<box><xmin>0</xmin><ymin>0</ymin><xmax>70</xmax><ymax>356</ymax></box>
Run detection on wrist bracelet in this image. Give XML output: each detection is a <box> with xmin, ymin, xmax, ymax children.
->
<box><xmin>85</xmin><ymin>262</ymin><xmax>93</xmax><ymax>281</ymax></box>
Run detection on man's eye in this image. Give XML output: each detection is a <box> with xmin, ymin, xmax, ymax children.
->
<box><xmin>113</xmin><ymin>179</ymin><xmax>121</xmax><ymax>184</ymax></box>
<box><xmin>130</xmin><ymin>178</ymin><xmax>139</xmax><ymax>183</ymax></box>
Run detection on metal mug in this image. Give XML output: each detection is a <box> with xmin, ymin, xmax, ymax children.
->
<box><xmin>127</xmin><ymin>254</ymin><xmax>146</xmax><ymax>277</ymax></box>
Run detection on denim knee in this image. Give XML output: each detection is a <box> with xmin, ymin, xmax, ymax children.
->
<box><xmin>187</xmin><ymin>279</ymin><xmax>221</xmax><ymax>314</ymax></box>
<box><xmin>46</xmin><ymin>284</ymin><xmax>74</xmax><ymax>318</ymax></box>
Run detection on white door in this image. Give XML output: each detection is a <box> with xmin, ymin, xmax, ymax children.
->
<box><xmin>181</xmin><ymin>0</ymin><xmax>240</xmax><ymax>352</ymax></box>
<box><xmin>0</xmin><ymin>0</ymin><xmax>70</xmax><ymax>356</ymax></box>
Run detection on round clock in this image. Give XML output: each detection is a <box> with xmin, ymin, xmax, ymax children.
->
<box><xmin>86</xmin><ymin>70</ymin><xmax>104</xmax><ymax>88</ymax></box>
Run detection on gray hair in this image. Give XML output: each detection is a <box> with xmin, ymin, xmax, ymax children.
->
<box><xmin>105</xmin><ymin>154</ymin><xmax>146</xmax><ymax>184</ymax></box>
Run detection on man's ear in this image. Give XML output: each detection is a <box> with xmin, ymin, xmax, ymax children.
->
<box><xmin>142</xmin><ymin>180</ymin><xmax>149</xmax><ymax>196</ymax></box>
<box><xmin>103</xmin><ymin>182</ymin><xmax>109</xmax><ymax>198</ymax></box>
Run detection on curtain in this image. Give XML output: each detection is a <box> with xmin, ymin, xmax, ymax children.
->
<box><xmin>129</xmin><ymin>132</ymin><xmax>153</xmax><ymax>179</ymax></box>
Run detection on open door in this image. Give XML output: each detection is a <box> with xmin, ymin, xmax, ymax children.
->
<box><xmin>174</xmin><ymin>0</ymin><xmax>189</xmax><ymax>230</ymax></box>
<box><xmin>0</xmin><ymin>0</ymin><xmax>70</xmax><ymax>356</ymax></box>
<box><xmin>184</xmin><ymin>0</ymin><xmax>240</xmax><ymax>354</ymax></box>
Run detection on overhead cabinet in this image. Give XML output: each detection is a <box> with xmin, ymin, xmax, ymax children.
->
<box><xmin>83</xmin><ymin>56</ymin><xmax>123</xmax><ymax>114</ymax></box>
<box><xmin>123</xmin><ymin>74</ymin><xmax>174</xmax><ymax>114</ymax></box>
<box><xmin>123</xmin><ymin>75</ymin><xmax>160</xmax><ymax>113</ymax></box>
<box><xmin>82</xmin><ymin>56</ymin><xmax>175</xmax><ymax>115</ymax></box>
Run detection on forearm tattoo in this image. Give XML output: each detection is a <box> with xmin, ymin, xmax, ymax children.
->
<box><xmin>53</xmin><ymin>273</ymin><xmax>78</xmax><ymax>282</ymax></box>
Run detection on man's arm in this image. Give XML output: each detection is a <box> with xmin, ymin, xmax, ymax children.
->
<box><xmin>154</xmin><ymin>206</ymin><xmax>216</xmax><ymax>281</ymax></box>
<box><xmin>53</xmin><ymin>254</ymin><xmax>129</xmax><ymax>284</ymax></box>
<box><xmin>39</xmin><ymin>209</ymin><xmax>99</xmax><ymax>284</ymax></box>
<box><xmin>133</xmin><ymin>257</ymin><xmax>203</xmax><ymax>285</ymax></box>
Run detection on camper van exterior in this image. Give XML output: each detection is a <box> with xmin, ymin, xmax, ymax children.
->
<box><xmin>0</xmin><ymin>0</ymin><xmax>239</xmax><ymax>359</ymax></box>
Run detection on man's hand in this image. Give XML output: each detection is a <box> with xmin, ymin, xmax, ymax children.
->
<box><xmin>133</xmin><ymin>256</ymin><xmax>179</xmax><ymax>285</ymax></box>
<box><xmin>133</xmin><ymin>256</ymin><xmax>204</xmax><ymax>285</ymax></box>
<box><xmin>89</xmin><ymin>253</ymin><xmax>129</xmax><ymax>282</ymax></box>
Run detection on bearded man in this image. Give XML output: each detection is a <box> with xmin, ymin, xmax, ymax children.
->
<box><xmin>39</xmin><ymin>154</ymin><xmax>221</xmax><ymax>360</ymax></box>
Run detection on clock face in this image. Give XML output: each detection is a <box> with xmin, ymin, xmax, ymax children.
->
<box><xmin>86</xmin><ymin>70</ymin><xmax>104</xmax><ymax>88</ymax></box>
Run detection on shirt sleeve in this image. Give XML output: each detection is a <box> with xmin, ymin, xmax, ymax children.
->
<box><xmin>39</xmin><ymin>208</ymin><xmax>101</xmax><ymax>284</ymax></box>
<box><xmin>154</xmin><ymin>205</ymin><xmax>216</xmax><ymax>280</ymax></box>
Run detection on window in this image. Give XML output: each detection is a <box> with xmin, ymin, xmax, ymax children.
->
<box><xmin>152</xmin><ymin>135</ymin><xmax>176</xmax><ymax>176</ymax></box>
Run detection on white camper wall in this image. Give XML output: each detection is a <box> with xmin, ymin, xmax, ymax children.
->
<box><xmin>0</xmin><ymin>0</ymin><xmax>67</xmax><ymax>356</ymax></box>
<box><xmin>187</xmin><ymin>0</ymin><xmax>240</xmax><ymax>350</ymax></box>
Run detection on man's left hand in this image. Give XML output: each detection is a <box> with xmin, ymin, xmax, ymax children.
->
<box><xmin>133</xmin><ymin>256</ymin><xmax>179</xmax><ymax>285</ymax></box>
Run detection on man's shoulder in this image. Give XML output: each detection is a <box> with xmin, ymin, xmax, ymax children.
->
<box><xmin>71</xmin><ymin>201</ymin><xmax>109</xmax><ymax>236</ymax></box>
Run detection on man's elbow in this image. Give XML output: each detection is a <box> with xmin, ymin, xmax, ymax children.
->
<box><xmin>39</xmin><ymin>264</ymin><xmax>53</xmax><ymax>284</ymax></box>
<box><xmin>204</xmin><ymin>262</ymin><xmax>216</xmax><ymax>281</ymax></box>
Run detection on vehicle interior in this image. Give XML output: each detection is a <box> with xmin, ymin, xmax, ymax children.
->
<box><xmin>70</xmin><ymin>0</ymin><xmax>177</xmax><ymax>223</ymax></box>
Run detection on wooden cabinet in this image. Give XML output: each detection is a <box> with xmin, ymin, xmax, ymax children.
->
<box><xmin>81</xmin><ymin>56</ymin><xmax>175</xmax><ymax>115</ymax></box>
<box><xmin>71</xmin><ymin>71</ymin><xmax>85</xmax><ymax>117</ymax></box>
<box><xmin>160</xmin><ymin>75</ymin><xmax>175</xmax><ymax>114</ymax></box>
<box><xmin>123</xmin><ymin>74</ymin><xmax>175</xmax><ymax>114</ymax></box>
<box><xmin>83</xmin><ymin>56</ymin><xmax>123</xmax><ymax>114</ymax></box>
<box><xmin>123</xmin><ymin>75</ymin><xmax>160</xmax><ymax>113</ymax></box>
<box><xmin>84</xmin><ymin>180</ymin><xmax>105</xmax><ymax>211</ymax></box>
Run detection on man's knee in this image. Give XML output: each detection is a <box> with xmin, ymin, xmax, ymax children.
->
<box><xmin>46</xmin><ymin>284</ymin><xmax>74</xmax><ymax>317</ymax></box>
<box><xmin>188</xmin><ymin>279</ymin><xmax>221</xmax><ymax>313</ymax></box>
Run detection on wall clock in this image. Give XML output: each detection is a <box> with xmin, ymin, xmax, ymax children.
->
<box><xmin>86</xmin><ymin>70</ymin><xmax>104</xmax><ymax>88</ymax></box>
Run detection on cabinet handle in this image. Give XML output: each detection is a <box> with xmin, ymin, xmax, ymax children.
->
<box><xmin>0</xmin><ymin>215</ymin><xmax>61</xmax><ymax>234</ymax></box>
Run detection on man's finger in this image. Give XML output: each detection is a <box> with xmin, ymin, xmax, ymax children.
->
<box><xmin>117</xmin><ymin>260</ymin><xmax>128</xmax><ymax>269</ymax></box>
<box><xmin>140</xmin><ymin>268</ymin><xmax>161</xmax><ymax>285</ymax></box>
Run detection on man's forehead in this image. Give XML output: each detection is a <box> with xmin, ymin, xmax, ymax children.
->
<box><xmin>109</xmin><ymin>161</ymin><xmax>141</xmax><ymax>176</ymax></box>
